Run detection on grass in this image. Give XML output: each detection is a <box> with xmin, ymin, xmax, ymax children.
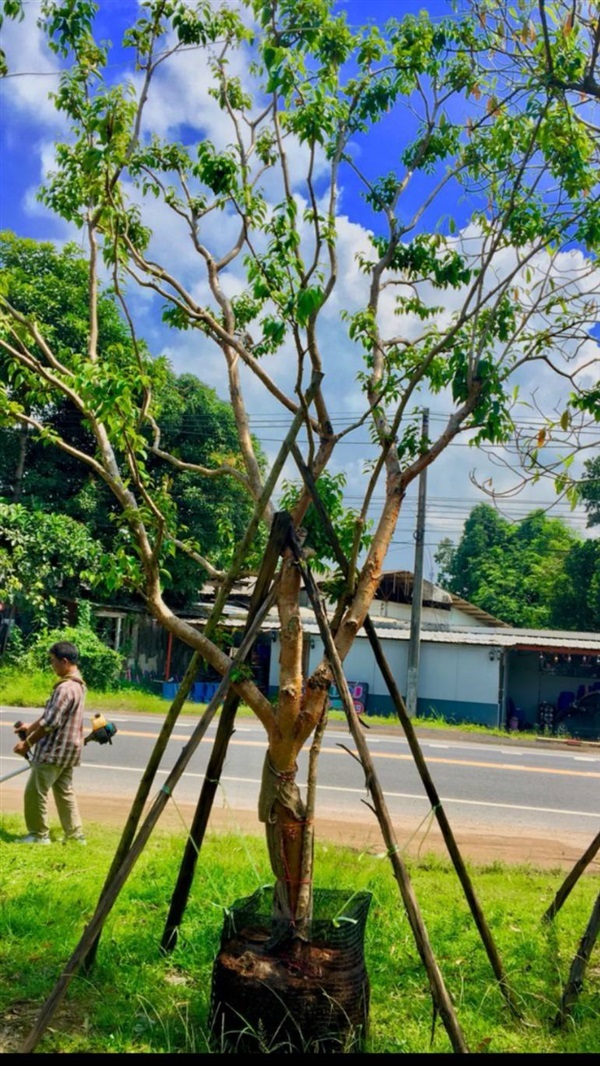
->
<box><xmin>0</xmin><ymin>666</ymin><xmax>536</xmax><ymax>739</ymax></box>
<box><xmin>0</xmin><ymin>813</ymin><xmax>598</xmax><ymax>1054</ymax></box>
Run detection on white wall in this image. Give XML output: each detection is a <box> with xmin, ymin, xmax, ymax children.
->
<box><xmin>419</xmin><ymin>644</ymin><xmax>499</xmax><ymax>703</ymax></box>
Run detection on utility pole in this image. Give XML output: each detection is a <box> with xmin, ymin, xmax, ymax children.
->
<box><xmin>406</xmin><ymin>408</ymin><xmax>428</xmax><ymax>718</ymax></box>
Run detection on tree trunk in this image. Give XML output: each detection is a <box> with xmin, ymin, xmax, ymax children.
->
<box><xmin>258</xmin><ymin>756</ymin><xmax>313</xmax><ymax>942</ymax></box>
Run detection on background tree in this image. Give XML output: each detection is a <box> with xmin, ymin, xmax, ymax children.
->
<box><xmin>0</xmin><ymin>232</ymin><xmax>264</xmax><ymax>610</ymax></box>
<box><xmin>435</xmin><ymin>504</ymin><xmax>509</xmax><ymax>602</ymax></box>
<box><xmin>580</xmin><ymin>455</ymin><xmax>600</xmax><ymax>528</ymax></box>
<box><xmin>435</xmin><ymin>502</ymin><xmax>599</xmax><ymax>630</ymax></box>
<box><xmin>549</xmin><ymin>538</ymin><xmax>600</xmax><ymax>631</ymax></box>
<box><xmin>1</xmin><ymin>0</ymin><xmax>599</xmax><ymax>963</ymax></box>
<box><xmin>0</xmin><ymin>500</ymin><xmax>104</xmax><ymax>628</ymax></box>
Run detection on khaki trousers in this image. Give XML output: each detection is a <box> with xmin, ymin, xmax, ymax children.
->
<box><xmin>24</xmin><ymin>762</ymin><xmax>83</xmax><ymax>840</ymax></box>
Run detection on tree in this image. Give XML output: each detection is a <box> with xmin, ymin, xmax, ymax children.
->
<box><xmin>435</xmin><ymin>503</ymin><xmax>509</xmax><ymax>602</ymax></box>
<box><xmin>435</xmin><ymin>502</ymin><xmax>598</xmax><ymax>630</ymax></box>
<box><xmin>580</xmin><ymin>455</ymin><xmax>600</xmax><ymax>528</ymax></box>
<box><xmin>0</xmin><ymin>232</ymin><xmax>264</xmax><ymax>608</ymax></box>
<box><xmin>0</xmin><ymin>499</ymin><xmax>104</xmax><ymax>627</ymax></box>
<box><xmin>549</xmin><ymin>538</ymin><xmax>600</xmax><ymax>631</ymax></box>
<box><xmin>1</xmin><ymin>0</ymin><xmax>600</xmax><ymax>1050</ymax></box>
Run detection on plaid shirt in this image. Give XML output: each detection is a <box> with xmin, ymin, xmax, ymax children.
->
<box><xmin>33</xmin><ymin>673</ymin><xmax>86</xmax><ymax>768</ymax></box>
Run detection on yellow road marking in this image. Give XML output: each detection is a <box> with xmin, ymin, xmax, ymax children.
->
<box><xmin>2</xmin><ymin>721</ymin><xmax>598</xmax><ymax>778</ymax></box>
<box><xmin>99</xmin><ymin>729</ymin><xmax>600</xmax><ymax>779</ymax></box>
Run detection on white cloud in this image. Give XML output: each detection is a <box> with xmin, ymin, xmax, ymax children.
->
<box><xmin>0</xmin><ymin>6</ymin><xmax>63</xmax><ymax>127</ymax></box>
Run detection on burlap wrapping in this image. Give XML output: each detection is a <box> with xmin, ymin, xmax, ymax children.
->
<box><xmin>258</xmin><ymin>753</ymin><xmax>307</xmax><ymax>931</ymax></box>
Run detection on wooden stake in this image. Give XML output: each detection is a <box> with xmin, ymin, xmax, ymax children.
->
<box><xmin>543</xmin><ymin>830</ymin><xmax>600</xmax><ymax>925</ymax></box>
<box><xmin>82</xmin><ymin>648</ymin><xmax>204</xmax><ymax>972</ymax></box>
<box><xmin>290</xmin><ymin>441</ymin><xmax>520</xmax><ymax>1017</ymax></box>
<box><xmin>554</xmin><ymin>891</ymin><xmax>600</xmax><ymax>1028</ymax></box>
<box><xmin>294</xmin><ymin>544</ymin><xmax>470</xmax><ymax>1054</ymax></box>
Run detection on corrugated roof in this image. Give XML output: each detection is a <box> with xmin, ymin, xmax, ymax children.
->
<box><xmin>185</xmin><ymin>604</ymin><xmax>600</xmax><ymax>653</ymax></box>
<box><xmin>447</xmin><ymin>594</ymin><xmax>511</xmax><ymax>628</ymax></box>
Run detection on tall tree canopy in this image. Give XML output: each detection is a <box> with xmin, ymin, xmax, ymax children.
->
<box><xmin>435</xmin><ymin>502</ymin><xmax>599</xmax><ymax>629</ymax></box>
<box><xmin>1</xmin><ymin>0</ymin><xmax>599</xmax><ymax>938</ymax></box>
<box><xmin>0</xmin><ymin>500</ymin><xmax>103</xmax><ymax>625</ymax></box>
<box><xmin>580</xmin><ymin>454</ymin><xmax>600</xmax><ymax>528</ymax></box>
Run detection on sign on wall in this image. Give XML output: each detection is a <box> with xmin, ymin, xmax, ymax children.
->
<box><xmin>329</xmin><ymin>681</ymin><xmax>369</xmax><ymax>715</ymax></box>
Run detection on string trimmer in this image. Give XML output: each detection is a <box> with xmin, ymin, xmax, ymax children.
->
<box><xmin>0</xmin><ymin>715</ymin><xmax>118</xmax><ymax>784</ymax></box>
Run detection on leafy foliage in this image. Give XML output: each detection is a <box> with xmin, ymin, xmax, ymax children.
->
<box><xmin>435</xmin><ymin>503</ymin><xmax>599</xmax><ymax>630</ymax></box>
<box><xmin>279</xmin><ymin>470</ymin><xmax>372</xmax><ymax>576</ymax></box>
<box><xmin>580</xmin><ymin>455</ymin><xmax>600</xmax><ymax>529</ymax></box>
<box><xmin>23</xmin><ymin>621</ymin><xmax>123</xmax><ymax>691</ymax></box>
<box><xmin>0</xmin><ymin>499</ymin><xmax>104</xmax><ymax>624</ymax></box>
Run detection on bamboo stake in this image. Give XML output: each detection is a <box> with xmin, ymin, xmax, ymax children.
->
<box><xmin>82</xmin><ymin>649</ymin><xmax>203</xmax><ymax>972</ymax></box>
<box><xmin>290</xmin><ymin>441</ymin><xmax>520</xmax><ymax>1017</ymax></box>
<box><xmin>364</xmin><ymin>615</ymin><xmax>521</xmax><ymax>1017</ymax></box>
<box><xmin>160</xmin><ymin>513</ymin><xmax>292</xmax><ymax>952</ymax></box>
<box><xmin>18</xmin><ymin>594</ymin><xmax>276</xmax><ymax>1055</ymax></box>
<box><xmin>554</xmin><ymin>890</ymin><xmax>600</xmax><ymax>1027</ymax></box>
<box><xmin>293</xmin><ymin>543</ymin><xmax>470</xmax><ymax>1054</ymax></box>
<box><xmin>543</xmin><ymin>830</ymin><xmax>600</xmax><ymax>924</ymax></box>
<box><xmin>160</xmin><ymin>689</ymin><xmax>240</xmax><ymax>953</ymax></box>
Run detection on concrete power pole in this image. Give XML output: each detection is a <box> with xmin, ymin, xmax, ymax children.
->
<box><xmin>406</xmin><ymin>408</ymin><xmax>429</xmax><ymax>718</ymax></box>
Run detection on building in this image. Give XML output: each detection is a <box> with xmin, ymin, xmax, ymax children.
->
<box><xmin>93</xmin><ymin>571</ymin><xmax>600</xmax><ymax>736</ymax></box>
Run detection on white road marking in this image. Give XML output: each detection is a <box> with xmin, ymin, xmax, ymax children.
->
<box><xmin>10</xmin><ymin>761</ymin><xmax>590</xmax><ymax>820</ymax></box>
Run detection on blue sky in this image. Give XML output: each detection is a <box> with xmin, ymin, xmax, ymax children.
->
<box><xmin>0</xmin><ymin>0</ymin><xmax>596</xmax><ymax>576</ymax></box>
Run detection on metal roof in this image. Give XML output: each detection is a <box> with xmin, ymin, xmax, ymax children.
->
<box><xmin>185</xmin><ymin>604</ymin><xmax>600</xmax><ymax>653</ymax></box>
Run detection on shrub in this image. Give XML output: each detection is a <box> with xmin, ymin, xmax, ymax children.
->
<box><xmin>1</xmin><ymin>622</ymin><xmax>26</xmax><ymax>665</ymax></box>
<box><xmin>25</xmin><ymin>625</ymin><xmax>123</xmax><ymax>691</ymax></box>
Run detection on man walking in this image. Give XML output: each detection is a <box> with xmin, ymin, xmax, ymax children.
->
<box><xmin>13</xmin><ymin>640</ymin><xmax>87</xmax><ymax>845</ymax></box>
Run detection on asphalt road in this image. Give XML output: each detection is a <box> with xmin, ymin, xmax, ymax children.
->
<box><xmin>2</xmin><ymin>707</ymin><xmax>598</xmax><ymax>858</ymax></box>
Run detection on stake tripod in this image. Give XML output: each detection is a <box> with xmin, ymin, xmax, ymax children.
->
<box><xmin>290</xmin><ymin>441</ymin><xmax>520</xmax><ymax>1018</ymax></box>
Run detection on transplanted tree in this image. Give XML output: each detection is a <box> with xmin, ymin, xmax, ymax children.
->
<box><xmin>1</xmin><ymin>0</ymin><xmax>600</xmax><ymax>1052</ymax></box>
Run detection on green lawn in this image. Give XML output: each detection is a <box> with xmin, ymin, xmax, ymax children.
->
<box><xmin>0</xmin><ymin>814</ymin><xmax>598</xmax><ymax>1054</ymax></box>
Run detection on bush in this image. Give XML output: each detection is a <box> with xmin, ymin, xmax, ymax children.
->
<box><xmin>25</xmin><ymin>625</ymin><xmax>123</xmax><ymax>692</ymax></box>
<box><xmin>1</xmin><ymin>622</ymin><xmax>26</xmax><ymax>665</ymax></box>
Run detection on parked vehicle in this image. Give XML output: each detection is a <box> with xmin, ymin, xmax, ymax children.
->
<box><xmin>554</xmin><ymin>690</ymin><xmax>600</xmax><ymax>741</ymax></box>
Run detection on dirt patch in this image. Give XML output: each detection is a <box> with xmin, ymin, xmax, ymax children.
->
<box><xmin>2</xmin><ymin>785</ymin><xmax>597</xmax><ymax>871</ymax></box>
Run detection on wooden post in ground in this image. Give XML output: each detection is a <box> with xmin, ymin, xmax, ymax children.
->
<box><xmin>542</xmin><ymin>830</ymin><xmax>600</xmax><ymax>925</ymax></box>
<box><xmin>554</xmin><ymin>891</ymin><xmax>600</xmax><ymax>1028</ymax></box>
